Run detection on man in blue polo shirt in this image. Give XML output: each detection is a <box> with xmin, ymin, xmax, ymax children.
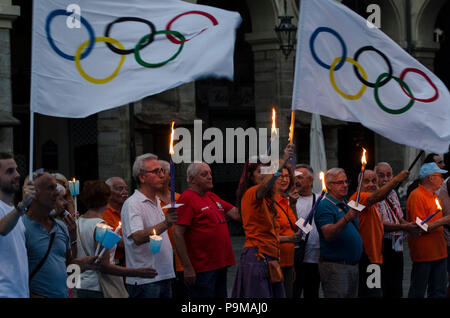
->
<box><xmin>315</xmin><ymin>168</ymin><xmax>362</xmax><ymax>298</ymax></box>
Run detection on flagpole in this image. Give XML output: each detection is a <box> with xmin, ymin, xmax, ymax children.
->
<box><xmin>29</xmin><ymin>110</ymin><xmax>35</xmax><ymax>181</ymax></box>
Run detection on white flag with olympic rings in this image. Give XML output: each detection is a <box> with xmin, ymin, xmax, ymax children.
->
<box><xmin>31</xmin><ymin>0</ymin><xmax>241</xmax><ymax>118</ymax></box>
<box><xmin>292</xmin><ymin>0</ymin><xmax>450</xmax><ymax>153</ymax></box>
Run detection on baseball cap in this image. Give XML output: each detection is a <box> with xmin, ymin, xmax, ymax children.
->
<box><xmin>419</xmin><ymin>162</ymin><xmax>447</xmax><ymax>179</ymax></box>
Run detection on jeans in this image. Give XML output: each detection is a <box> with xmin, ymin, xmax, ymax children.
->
<box><xmin>281</xmin><ymin>266</ymin><xmax>294</xmax><ymax>298</ymax></box>
<box><xmin>126</xmin><ymin>279</ymin><xmax>172</xmax><ymax>298</ymax></box>
<box><xmin>186</xmin><ymin>267</ymin><xmax>228</xmax><ymax>298</ymax></box>
<box><xmin>319</xmin><ymin>261</ymin><xmax>359</xmax><ymax>298</ymax></box>
<box><xmin>408</xmin><ymin>258</ymin><xmax>448</xmax><ymax>298</ymax></box>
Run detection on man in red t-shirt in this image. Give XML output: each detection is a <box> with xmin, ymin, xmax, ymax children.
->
<box><xmin>173</xmin><ymin>162</ymin><xmax>241</xmax><ymax>298</ymax></box>
<box><xmin>349</xmin><ymin>169</ymin><xmax>409</xmax><ymax>298</ymax></box>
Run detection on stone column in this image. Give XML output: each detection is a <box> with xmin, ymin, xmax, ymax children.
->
<box><xmin>0</xmin><ymin>0</ymin><xmax>20</xmax><ymax>153</ymax></box>
<box><xmin>247</xmin><ymin>32</ymin><xmax>295</xmax><ymax>156</ymax></box>
<box><xmin>97</xmin><ymin>106</ymin><xmax>131</xmax><ymax>184</ymax></box>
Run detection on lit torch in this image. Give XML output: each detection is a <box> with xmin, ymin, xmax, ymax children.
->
<box><xmin>302</xmin><ymin>171</ymin><xmax>327</xmax><ymax>227</ymax></box>
<box><xmin>355</xmin><ymin>147</ymin><xmax>367</xmax><ymax>207</ymax></box>
<box><xmin>169</xmin><ymin>121</ymin><xmax>175</xmax><ymax>207</ymax></box>
<box><xmin>267</xmin><ymin>107</ymin><xmax>277</xmax><ymax>154</ymax></box>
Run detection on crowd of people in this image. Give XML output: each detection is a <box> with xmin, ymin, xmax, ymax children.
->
<box><xmin>0</xmin><ymin>147</ymin><xmax>449</xmax><ymax>299</ymax></box>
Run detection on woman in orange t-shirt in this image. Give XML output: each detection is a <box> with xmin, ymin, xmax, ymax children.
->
<box><xmin>274</xmin><ymin>166</ymin><xmax>301</xmax><ymax>298</ymax></box>
<box><xmin>232</xmin><ymin>144</ymin><xmax>296</xmax><ymax>298</ymax></box>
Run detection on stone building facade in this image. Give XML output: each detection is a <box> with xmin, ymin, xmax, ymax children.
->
<box><xmin>1</xmin><ymin>0</ymin><xmax>449</xmax><ymax>204</ymax></box>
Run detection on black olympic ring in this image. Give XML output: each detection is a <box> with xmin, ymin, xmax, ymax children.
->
<box><xmin>104</xmin><ymin>17</ymin><xmax>156</xmax><ymax>55</ymax></box>
<box><xmin>353</xmin><ymin>46</ymin><xmax>393</xmax><ymax>88</ymax></box>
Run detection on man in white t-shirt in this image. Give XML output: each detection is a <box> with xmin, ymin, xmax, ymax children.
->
<box><xmin>122</xmin><ymin>153</ymin><xmax>177</xmax><ymax>298</ymax></box>
<box><xmin>292</xmin><ymin>164</ymin><xmax>321</xmax><ymax>298</ymax></box>
<box><xmin>0</xmin><ymin>153</ymin><xmax>34</xmax><ymax>298</ymax></box>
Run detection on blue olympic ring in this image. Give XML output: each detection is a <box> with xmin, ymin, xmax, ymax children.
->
<box><xmin>46</xmin><ymin>9</ymin><xmax>95</xmax><ymax>61</ymax></box>
<box><xmin>309</xmin><ymin>27</ymin><xmax>347</xmax><ymax>71</ymax></box>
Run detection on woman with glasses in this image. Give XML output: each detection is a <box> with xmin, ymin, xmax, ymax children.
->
<box><xmin>273</xmin><ymin>166</ymin><xmax>301</xmax><ymax>298</ymax></box>
<box><xmin>232</xmin><ymin>143</ymin><xmax>295</xmax><ymax>298</ymax></box>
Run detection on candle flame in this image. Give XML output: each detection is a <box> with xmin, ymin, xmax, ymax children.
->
<box><xmin>271</xmin><ymin>108</ymin><xmax>277</xmax><ymax>135</ymax></box>
<box><xmin>118</xmin><ymin>222</ymin><xmax>121</xmax><ymax>228</ymax></box>
<box><xmin>435</xmin><ymin>198</ymin><xmax>442</xmax><ymax>211</ymax></box>
<box><xmin>169</xmin><ymin>121</ymin><xmax>175</xmax><ymax>155</ymax></box>
<box><xmin>361</xmin><ymin>148</ymin><xmax>367</xmax><ymax>166</ymax></box>
<box><xmin>320</xmin><ymin>171</ymin><xmax>326</xmax><ymax>191</ymax></box>
<box><xmin>71</xmin><ymin>177</ymin><xmax>76</xmax><ymax>182</ymax></box>
<box><xmin>153</xmin><ymin>229</ymin><xmax>156</xmax><ymax>236</ymax></box>
<box><xmin>289</xmin><ymin>110</ymin><xmax>295</xmax><ymax>144</ymax></box>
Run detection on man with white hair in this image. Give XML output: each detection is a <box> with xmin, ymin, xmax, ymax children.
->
<box><xmin>121</xmin><ymin>154</ymin><xmax>177</xmax><ymax>298</ymax></box>
<box><xmin>103</xmin><ymin>177</ymin><xmax>128</xmax><ymax>266</ymax></box>
<box><xmin>375</xmin><ymin>162</ymin><xmax>419</xmax><ymax>298</ymax></box>
<box><xmin>173</xmin><ymin>162</ymin><xmax>240</xmax><ymax>298</ymax></box>
<box><xmin>314</xmin><ymin>168</ymin><xmax>361</xmax><ymax>298</ymax></box>
<box><xmin>407</xmin><ymin>162</ymin><xmax>450</xmax><ymax>298</ymax></box>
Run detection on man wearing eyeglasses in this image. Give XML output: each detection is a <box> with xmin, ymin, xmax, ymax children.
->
<box><xmin>173</xmin><ymin>162</ymin><xmax>241</xmax><ymax>298</ymax></box>
<box><xmin>314</xmin><ymin>168</ymin><xmax>361</xmax><ymax>298</ymax></box>
<box><xmin>121</xmin><ymin>153</ymin><xmax>178</xmax><ymax>298</ymax></box>
<box><xmin>407</xmin><ymin>162</ymin><xmax>450</xmax><ymax>298</ymax></box>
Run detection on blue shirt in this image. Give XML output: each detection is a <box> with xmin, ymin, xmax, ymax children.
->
<box><xmin>314</xmin><ymin>194</ymin><xmax>362</xmax><ymax>263</ymax></box>
<box><xmin>23</xmin><ymin>215</ymin><xmax>70</xmax><ymax>298</ymax></box>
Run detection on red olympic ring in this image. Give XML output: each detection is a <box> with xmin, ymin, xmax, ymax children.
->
<box><xmin>165</xmin><ymin>10</ymin><xmax>218</xmax><ymax>45</ymax></box>
<box><xmin>399</xmin><ymin>68</ymin><xmax>439</xmax><ymax>103</ymax></box>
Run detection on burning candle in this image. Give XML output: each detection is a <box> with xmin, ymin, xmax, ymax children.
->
<box><xmin>355</xmin><ymin>148</ymin><xmax>367</xmax><ymax>207</ymax></box>
<box><xmin>149</xmin><ymin>229</ymin><xmax>163</xmax><ymax>254</ymax></box>
<box><xmin>303</xmin><ymin>171</ymin><xmax>327</xmax><ymax>226</ymax></box>
<box><xmin>68</xmin><ymin>178</ymin><xmax>80</xmax><ymax>215</ymax></box>
<box><xmin>94</xmin><ymin>223</ymin><xmax>111</xmax><ymax>256</ymax></box>
<box><xmin>96</xmin><ymin>228</ymin><xmax>122</xmax><ymax>262</ymax></box>
<box><xmin>267</xmin><ymin>107</ymin><xmax>277</xmax><ymax>154</ymax></box>
<box><xmin>289</xmin><ymin>110</ymin><xmax>296</xmax><ymax>169</ymax></box>
<box><xmin>169</xmin><ymin>121</ymin><xmax>175</xmax><ymax>207</ymax></box>
<box><xmin>114</xmin><ymin>221</ymin><xmax>122</xmax><ymax>234</ymax></box>
<box><xmin>421</xmin><ymin>198</ymin><xmax>443</xmax><ymax>224</ymax></box>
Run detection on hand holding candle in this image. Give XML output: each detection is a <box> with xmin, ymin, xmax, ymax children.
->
<box><xmin>68</xmin><ymin>178</ymin><xmax>80</xmax><ymax>216</ymax></box>
<box><xmin>348</xmin><ymin>148</ymin><xmax>367</xmax><ymax>211</ymax></box>
<box><xmin>416</xmin><ymin>198</ymin><xmax>443</xmax><ymax>231</ymax></box>
<box><xmin>96</xmin><ymin>228</ymin><xmax>122</xmax><ymax>262</ymax></box>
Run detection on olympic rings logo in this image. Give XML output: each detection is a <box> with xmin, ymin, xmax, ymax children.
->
<box><xmin>309</xmin><ymin>27</ymin><xmax>439</xmax><ymax>114</ymax></box>
<box><xmin>45</xmin><ymin>9</ymin><xmax>218</xmax><ymax>84</ymax></box>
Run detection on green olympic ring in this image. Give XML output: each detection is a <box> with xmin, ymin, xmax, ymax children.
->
<box><xmin>134</xmin><ymin>30</ymin><xmax>186</xmax><ymax>68</ymax></box>
<box><xmin>374</xmin><ymin>73</ymin><xmax>415</xmax><ymax>115</ymax></box>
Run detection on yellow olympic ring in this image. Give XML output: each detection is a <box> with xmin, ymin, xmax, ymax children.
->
<box><xmin>329</xmin><ymin>57</ymin><xmax>367</xmax><ymax>100</ymax></box>
<box><xmin>75</xmin><ymin>37</ymin><xmax>126</xmax><ymax>84</ymax></box>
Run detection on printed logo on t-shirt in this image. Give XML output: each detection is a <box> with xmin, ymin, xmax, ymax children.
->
<box><xmin>201</xmin><ymin>207</ymin><xmax>209</xmax><ymax>211</ymax></box>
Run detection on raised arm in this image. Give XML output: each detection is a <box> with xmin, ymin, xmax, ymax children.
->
<box><xmin>366</xmin><ymin>170</ymin><xmax>409</xmax><ymax>206</ymax></box>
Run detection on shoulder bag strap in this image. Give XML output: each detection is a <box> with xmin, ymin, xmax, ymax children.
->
<box><xmin>29</xmin><ymin>232</ymin><xmax>56</xmax><ymax>281</ymax></box>
<box><xmin>274</xmin><ymin>200</ymin><xmax>296</xmax><ymax>232</ymax></box>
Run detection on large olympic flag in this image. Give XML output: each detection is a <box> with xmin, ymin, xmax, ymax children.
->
<box><xmin>31</xmin><ymin>0</ymin><xmax>241</xmax><ymax>118</ymax></box>
<box><xmin>292</xmin><ymin>0</ymin><xmax>450</xmax><ymax>153</ymax></box>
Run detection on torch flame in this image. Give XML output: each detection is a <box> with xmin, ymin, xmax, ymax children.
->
<box><xmin>320</xmin><ymin>171</ymin><xmax>326</xmax><ymax>191</ymax></box>
<box><xmin>361</xmin><ymin>148</ymin><xmax>367</xmax><ymax>166</ymax></box>
<box><xmin>169</xmin><ymin>121</ymin><xmax>175</xmax><ymax>155</ymax></box>
<box><xmin>289</xmin><ymin>110</ymin><xmax>295</xmax><ymax>144</ymax></box>
<box><xmin>435</xmin><ymin>198</ymin><xmax>442</xmax><ymax>211</ymax></box>
<box><xmin>271</xmin><ymin>108</ymin><xmax>277</xmax><ymax>135</ymax></box>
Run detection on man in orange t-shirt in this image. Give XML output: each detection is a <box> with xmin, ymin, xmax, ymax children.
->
<box><xmin>103</xmin><ymin>177</ymin><xmax>128</xmax><ymax>266</ymax></box>
<box><xmin>407</xmin><ymin>162</ymin><xmax>450</xmax><ymax>298</ymax></box>
<box><xmin>350</xmin><ymin>169</ymin><xmax>409</xmax><ymax>298</ymax></box>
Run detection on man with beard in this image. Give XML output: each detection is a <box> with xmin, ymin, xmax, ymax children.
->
<box><xmin>0</xmin><ymin>153</ymin><xmax>34</xmax><ymax>297</ymax></box>
<box><xmin>23</xmin><ymin>171</ymin><xmax>98</xmax><ymax>298</ymax></box>
<box><xmin>103</xmin><ymin>177</ymin><xmax>128</xmax><ymax>266</ymax></box>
